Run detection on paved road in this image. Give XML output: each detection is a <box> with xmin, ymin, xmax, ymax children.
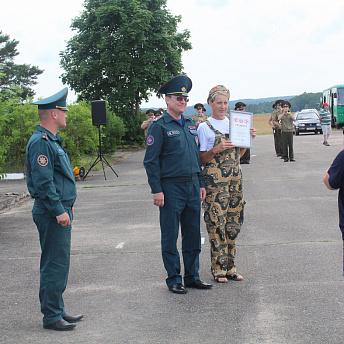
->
<box><xmin>1</xmin><ymin>132</ymin><xmax>344</xmax><ymax>344</ymax></box>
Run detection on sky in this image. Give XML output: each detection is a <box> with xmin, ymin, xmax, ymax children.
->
<box><xmin>1</xmin><ymin>0</ymin><xmax>344</xmax><ymax>109</ymax></box>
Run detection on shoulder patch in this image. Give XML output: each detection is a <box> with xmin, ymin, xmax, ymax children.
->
<box><xmin>146</xmin><ymin>135</ymin><xmax>155</xmax><ymax>146</ymax></box>
<box><xmin>37</xmin><ymin>155</ymin><xmax>49</xmax><ymax>167</ymax></box>
<box><xmin>153</xmin><ymin>115</ymin><xmax>162</xmax><ymax>121</ymax></box>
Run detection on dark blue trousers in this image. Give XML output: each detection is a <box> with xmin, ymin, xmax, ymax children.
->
<box><xmin>33</xmin><ymin>203</ymin><xmax>73</xmax><ymax>326</ymax></box>
<box><xmin>160</xmin><ymin>179</ymin><xmax>201</xmax><ymax>287</ymax></box>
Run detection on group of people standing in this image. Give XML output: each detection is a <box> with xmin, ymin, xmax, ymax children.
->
<box><xmin>143</xmin><ymin>76</ymin><xmax>256</xmax><ymax>294</ymax></box>
<box><xmin>269</xmin><ymin>99</ymin><xmax>295</xmax><ymax>162</ymax></box>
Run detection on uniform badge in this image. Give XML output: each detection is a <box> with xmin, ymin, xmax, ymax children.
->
<box><xmin>147</xmin><ymin>135</ymin><xmax>155</xmax><ymax>146</ymax></box>
<box><xmin>195</xmin><ymin>136</ymin><xmax>199</xmax><ymax>144</ymax></box>
<box><xmin>167</xmin><ymin>130</ymin><xmax>180</xmax><ymax>136</ymax></box>
<box><xmin>37</xmin><ymin>155</ymin><xmax>49</xmax><ymax>167</ymax></box>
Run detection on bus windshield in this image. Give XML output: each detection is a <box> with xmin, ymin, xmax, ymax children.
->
<box><xmin>338</xmin><ymin>88</ymin><xmax>344</xmax><ymax>106</ymax></box>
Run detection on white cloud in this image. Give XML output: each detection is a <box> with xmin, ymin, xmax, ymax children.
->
<box><xmin>1</xmin><ymin>0</ymin><xmax>344</xmax><ymax>108</ymax></box>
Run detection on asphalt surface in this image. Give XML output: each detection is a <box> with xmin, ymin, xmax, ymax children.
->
<box><xmin>1</xmin><ymin>132</ymin><xmax>344</xmax><ymax>344</ymax></box>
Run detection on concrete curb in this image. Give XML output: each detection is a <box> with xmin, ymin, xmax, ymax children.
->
<box><xmin>0</xmin><ymin>191</ymin><xmax>30</xmax><ymax>211</ymax></box>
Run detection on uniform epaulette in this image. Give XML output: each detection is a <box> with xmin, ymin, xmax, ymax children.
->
<box><xmin>42</xmin><ymin>132</ymin><xmax>48</xmax><ymax>141</ymax></box>
<box><xmin>153</xmin><ymin>115</ymin><xmax>163</xmax><ymax>121</ymax></box>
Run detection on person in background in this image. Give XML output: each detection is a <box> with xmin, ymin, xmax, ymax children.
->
<box><xmin>192</xmin><ymin>103</ymin><xmax>207</xmax><ymax>127</ymax></box>
<box><xmin>26</xmin><ymin>88</ymin><xmax>83</xmax><ymax>331</ymax></box>
<box><xmin>272</xmin><ymin>100</ymin><xmax>284</xmax><ymax>158</ymax></box>
<box><xmin>323</xmin><ymin>149</ymin><xmax>344</xmax><ymax>275</ymax></box>
<box><xmin>235</xmin><ymin>102</ymin><xmax>250</xmax><ymax>164</ymax></box>
<box><xmin>143</xmin><ymin>75</ymin><xmax>212</xmax><ymax>294</ymax></box>
<box><xmin>278</xmin><ymin>101</ymin><xmax>295</xmax><ymax>162</ymax></box>
<box><xmin>198</xmin><ymin>85</ymin><xmax>257</xmax><ymax>283</ymax></box>
<box><xmin>269</xmin><ymin>101</ymin><xmax>282</xmax><ymax>157</ymax></box>
<box><xmin>141</xmin><ymin>109</ymin><xmax>155</xmax><ymax>139</ymax></box>
<box><xmin>154</xmin><ymin>108</ymin><xmax>165</xmax><ymax>117</ymax></box>
<box><xmin>319</xmin><ymin>102</ymin><xmax>332</xmax><ymax>146</ymax></box>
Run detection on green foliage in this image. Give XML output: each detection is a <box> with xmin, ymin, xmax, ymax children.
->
<box><xmin>0</xmin><ymin>101</ymin><xmax>126</xmax><ymax>172</ymax></box>
<box><xmin>0</xmin><ymin>103</ymin><xmax>38</xmax><ymax>171</ymax></box>
<box><xmin>58</xmin><ymin>102</ymin><xmax>99</xmax><ymax>164</ymax></box>
<box><xmin>0</xmin><ymin>31</ymin><xmax>43</xmax><ymax>100</ymax></box>
<box><xmin>60</xmin><ymin>0</ymin><xmax>192</xmax><ymax>127</ymax></box>
<box><xmin>102</xmin><ymin>110</ymin><xmax>127</xmax><ymax>152</ymax></box>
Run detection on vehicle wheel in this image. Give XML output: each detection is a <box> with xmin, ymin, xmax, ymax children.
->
<box><xmin>315</xmin><ymin>130</ymin><xmax>318</xmax><ymax>134</ymax></box>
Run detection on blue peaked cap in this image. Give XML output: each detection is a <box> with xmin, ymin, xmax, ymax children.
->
<box><xmin>31</xmin><ymin>87</ymin><xmax>69</xmax><ymax>111</ymax></box>
<box><xmin>158</xmin><ymin>75</ymin><xmax>192</xmax><ymax>96</ymax></box>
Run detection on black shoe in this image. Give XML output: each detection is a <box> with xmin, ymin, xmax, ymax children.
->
<box><xmin>290</xmin><ymin>159</ymin><xmax>295</xmax><ymax>162</ymax></box>
<box><xmin>284</xmin><ymin>159</ymin><xmax>289</xmax><ymax>162</ymax></box>
<box><xmin>63</xmin><ymin>314</ymin><xmax>83</xmax><ymax>323</ymax></box>
<box><xmin>185</xmin><ymin>280</ymin><xmax>213</xmax><ymax>289</ymax></box>
<box><xmin>168</xmin><ymin>283</ymin><xmax>187</xmax><ymax>294</ymax></box>
<box><xmin>43</xmin><ymin>319</ymin><xmax>76</xmax><ymax>331</ymax></box>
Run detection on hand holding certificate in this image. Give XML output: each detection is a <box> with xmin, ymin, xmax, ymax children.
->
<box><xmin>228</xmin><ymin>110</ymin><xmax>253</xmax><ymax>148</ymax></box>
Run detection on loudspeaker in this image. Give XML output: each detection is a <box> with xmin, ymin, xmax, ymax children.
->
<box><xmin>91</xmin><ymin>100</ymin><xmax>107</xmax><ymax>126</ymax></box>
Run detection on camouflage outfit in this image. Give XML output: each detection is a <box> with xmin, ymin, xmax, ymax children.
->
<box><xmin>202</xmin><ymin>120</ymin><xmax>244</xmax><ymax>278</ymax></box>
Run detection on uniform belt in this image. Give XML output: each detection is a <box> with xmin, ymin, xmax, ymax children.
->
<box><xmin>161</xmin><ymin>175</ymin><xmax>198</xmax><ymax>185</ymax></box>
<box><xmin>34</xmin><ymin>199</ymin><xmax>75</xmax><ymax>208</ymax></box>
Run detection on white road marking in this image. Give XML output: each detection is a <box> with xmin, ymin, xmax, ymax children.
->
<box><xmin>116</xmin><ymin>242</ymin><xmax>125</xmax><ymax>249</ymax></box>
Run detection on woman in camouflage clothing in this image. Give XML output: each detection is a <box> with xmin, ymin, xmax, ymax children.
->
<box><xmin>197</xmin><ymin>85</ymin><xmax>256</xmax><ymax>283</ymax></box>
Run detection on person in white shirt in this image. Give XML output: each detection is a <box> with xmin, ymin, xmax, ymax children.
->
<box><xmin>197</xmin><ymin>85</ymin><xmax>256</xmax><ymax>283</ymax></box>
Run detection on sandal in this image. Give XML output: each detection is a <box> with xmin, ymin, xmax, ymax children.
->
<box><xmin>227</xmin><ymin>273</ymin><xmax>243</xmax><ymax>281</ymax></box>
<box><xmin>214</xmin><ymin>275</ymin><xmax>228</xmax><ymax>283</ymax></box>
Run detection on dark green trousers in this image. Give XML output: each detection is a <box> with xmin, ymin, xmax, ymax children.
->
<box><xmin>33</xmin><ymin>203</ymin><xmax>73</xmax><ymax>326</ymax></box>
<box><xmin>159</xmin><ymin>178</ymin><xmax>201</xmax><ymax>287</ymax></box>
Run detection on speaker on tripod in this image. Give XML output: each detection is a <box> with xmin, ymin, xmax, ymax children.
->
<box><xmin>83</xmin><ymin>100</ymin><xmax>118</xmax><ymax>180</ymax></box>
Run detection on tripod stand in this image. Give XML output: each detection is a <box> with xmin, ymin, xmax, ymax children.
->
<box><xmin>83</xmin><ymin>125</ymin><xmax>118</xmax><ymax>180</ymax></box>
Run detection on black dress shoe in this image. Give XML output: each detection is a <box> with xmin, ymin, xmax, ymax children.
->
<box><xmin>168</xmin><ymin>283</ymin><xmax>188</xmax><ymax>294</ymax></box>
<box><xmin>43</xmin><ymin>319</ymin><xmax>76</xmax><ymax>331</ymax></box>
<box><xmin>63</xmin><ymin>313</ymin><xmax>83</xmax><ymax>323</ymax></box>
<box><xmin>185</xmin><ymin>280</ymin><xmax>213</xmax><ymax>289</ymax></box>
<box><xmin>168</xmin><ymin>283</ymin><xmax>187</xmax><ymax>294</ymax></box>
<box><xmin>289</xmin><ymin>159</ymin><xmax>295</xmax><ymax>162</ymax></box>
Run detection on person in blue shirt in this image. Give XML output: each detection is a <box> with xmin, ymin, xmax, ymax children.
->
<box><xmin>323</xmin><ymin>149</ymin><xmax>344</xmax><ymax>275</ymax></box>
<box><xmin>144</xmin><ymin>75</ymin><xmax>212</xmax><ymax>294</ymax></box>
<box><xmin>26</xmin><ymin>88</ymin><xmax>83</xmax><ymax>331</ymax></box>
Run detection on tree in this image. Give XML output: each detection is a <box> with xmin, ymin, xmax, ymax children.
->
<box><xmin>0</xmin><ymin>31</ymin><xmax>43</xmax><ymax>100</ymax></box>
<box><xmin>60</xmin><ymin>0</ymin><xmax>192</xmax><ymax>127</ymax></box>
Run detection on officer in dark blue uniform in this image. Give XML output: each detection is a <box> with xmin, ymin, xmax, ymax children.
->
<box><xmin>26</xmin><ymin>88</ymin><xmax>83</xmax><ymax>331</ymax></box>
<box><xmin>144</xmin><ymin>76</ymin><xmax>212</xmax><ymax>294</ymax></box>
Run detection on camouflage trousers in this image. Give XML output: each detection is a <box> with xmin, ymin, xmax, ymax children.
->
<box><xmin>203</xmin><ymin>173</ymin><xmax>244</xmax><ymax>278</ymax></box>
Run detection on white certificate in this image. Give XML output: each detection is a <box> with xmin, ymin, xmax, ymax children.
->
<box><xmin>228</xmin><ymin>110</ymin><xmax>253</xmax><ymax>148</ymax></box>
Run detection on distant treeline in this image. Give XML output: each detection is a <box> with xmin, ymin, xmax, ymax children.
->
<box><xmin>142</xmin><ymin>92</ymin><xmax>322</xmax><ymax>116</ymax></box>
<box><xmin>244</xmin><ymin>92</ymin><xmax>322</xmax><ymax>114</ymax></box>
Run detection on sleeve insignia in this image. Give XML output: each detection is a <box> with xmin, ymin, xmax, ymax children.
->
<box><xmin>37</xmin><ymin>155</ymin><xmax>49</xmax><ymax>167</ymax></box>
<box><xmin>146</xmin><ymin>135</ymin><xmax>155</xmax><ymax>146</ymax></box>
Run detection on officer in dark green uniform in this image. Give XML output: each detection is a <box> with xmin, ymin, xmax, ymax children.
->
<box><xmin>143</xmin><ymin>76</ymin><xmax>212</xmax><ymax>294</ymax></box>
<box><xmin>26</xmin><ymin>88</ymin><xmax>83</xmax><ymax>331</ymax></box>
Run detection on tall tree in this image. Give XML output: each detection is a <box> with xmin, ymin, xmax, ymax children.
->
<box><xmin>0</xmin><ymin>31</ymin><xmax>43</xmax><ymax>100</ymax></box>
<box><xmin>60</xmin><ymin>0</ymin><xmax>192</xmax><ymax>119</ymax></box>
